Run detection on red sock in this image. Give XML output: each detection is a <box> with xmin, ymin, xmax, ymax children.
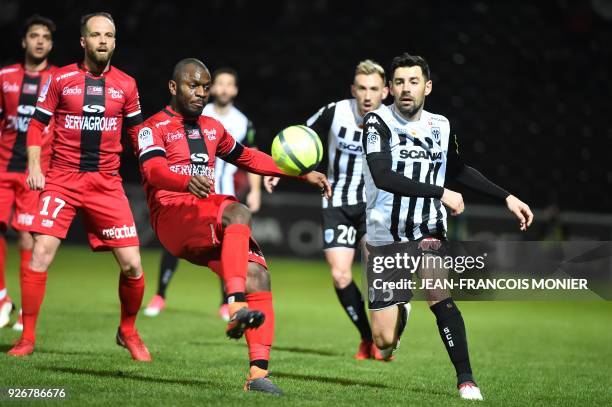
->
<box><xmin>20</xmin><ymin>248</ymin><xmax>33</xmax><ymax>272</ymax></box>
<box><xmin>119</xmin><ymin>273</ymin><xmax>145</xmax><ymax>335</ymax></box>
<box><xmin>221</xmin><ymin>224</ymin><xmax>250</xmax><ymax>295</ymax></box>
<box><xmin>245</xmin><ymin>291</ymin><xmax>274</xmax><ymax>368</ymax></box>
<box><xmin>0</xmin><ymin>235</ymin><xmax>6</xmax><ymax>299</ymax></box>
<box><xmin>21</xmin><ymin>266</ymin><xmax>48</xmax><ymax>342</ymax></box>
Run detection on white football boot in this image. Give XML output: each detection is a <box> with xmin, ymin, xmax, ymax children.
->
<box><xmin>458</xmin><ymin>382</ymin><xmax>484</xmax><ymax>400</ymax></box>
<box><xmin>0</xmin><ymin>296</ymin><xmax>15</xmax><ymax>328</ymax></box>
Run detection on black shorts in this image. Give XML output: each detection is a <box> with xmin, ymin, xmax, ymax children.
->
<box><xmin>322</xmin><ymin>203</ymin><xmax>367</xmax><ymax>250</ymax></box>
<box><xmin>368</xmin><ymin>236</ymin><xmax>447</xmax><ymax>311</ymax></box>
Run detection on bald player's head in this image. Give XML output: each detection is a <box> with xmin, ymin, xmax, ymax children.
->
<box><xmin>172</xmin><ymin>58</ymin><xmax>209</xmax><ymax>82</ymax></box>
<box><xmin>169</xmin><ymin>58</ymin><xmax>211</xmax><ymax>118</ymax></box>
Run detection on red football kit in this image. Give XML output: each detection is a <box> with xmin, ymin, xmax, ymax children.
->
<box><xmin>0</xmin><ymin>63</ymin><xmax>55</xmax><ymax>232</ymax></box>
<box><xmin>136</xmin><ymin>105</ymin><xmax>296</xmax><ymax>368</ymax></box>
<box><xmin>136</xmin><ymin>106</ymin><xmax>295</xmax><ymax>268</ymax></box>
<box><xmin>26</xmin><ymin>63</ymin><xmax>143</xmax><ymax>250</ymax></box>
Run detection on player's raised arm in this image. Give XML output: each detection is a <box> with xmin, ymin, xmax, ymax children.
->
<box><xmin>445</xmin><ymin>133</ymin><xmax>533</xmax><ymax>229</ymax></box>
<box><xmin>217</xmin><ymin>130</ymin><xmax>331</xmax><ymax>198</ymax></box>
<box><xmin>26</xmin><ymin>75</ymin><xmax>56</xmax><ymax>190</ymax></box>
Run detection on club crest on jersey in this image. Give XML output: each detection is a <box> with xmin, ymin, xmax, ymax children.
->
<box><xmin>324</xmin><ymin>229</ymin><xmax>334</xmax><ymax>244</ymax></box>
<box><xmin>202</xmin><ymin>128</ymin><xmax>217</xmax><ymax>141</ymax></box>
<box><xmin>22</xmin><ymin>83</ymin><xmax>38</xmax><ymax>95</ymax></box>
<box><xmin>87</xmin><ymin>85</ymin><xmax>103</xmax><ymax>96</ymax></box>
<box><xmin>431</xmin><ymin>127</ymin><xmax>441</xmax><ymax>142</ymax></box>
<box><xmin>187</xmin><ymin>128</ymin><xmax>200</xmax><ymax>139</ymax></box>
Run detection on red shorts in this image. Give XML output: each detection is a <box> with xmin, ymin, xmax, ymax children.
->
<box><xmin>152</xmin><ymin>194</ymin><xmax>267</xmax><ymax>270</ymax></box>
<box><xmin>29</xmin><ymin>170</ymin><xmax>139</xmax><ymax>251</ymax></box>
<box><xmin>0</xmin><ymin>171</ymin><xmax>40</xmax><ymax>232</ymax></box>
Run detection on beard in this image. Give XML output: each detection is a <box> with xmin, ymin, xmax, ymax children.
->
<box><xmin>27</xmin><ymin>53</ymin><xmax>47</xmax><ymax>66</ymax></box>
<box><xmin>86</xmin><ymin>47</ymin><xmax>114</xmax><ymax>68</ymax></box>
<box><xmin>397</xmin><ymin>98</ymin><xmax>424</xmax><ymax>119</ymax></box>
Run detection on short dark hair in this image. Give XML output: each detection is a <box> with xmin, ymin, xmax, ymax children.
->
<box><xmin>172</xmin><ymin>58</ymin><xmax>209</xmax><ymax>82</ymax></box>
<box><xmin>80</xmin><ymin>12</ymin><xmax>115</xmax><ymax>36</ymax></box>
<box><xmin>22</xmin><ymin>15</ymin><xmax>56</xmax><ymax>38</ymax></box>
<box><xmin>212</xmin><ymin>67</ymin><xmax>238</xmax><ymax>86</ymax></box>
<box><xmin>390</xmin><ymin>53</ymin><xmax>431</xmax><ymax>81</ymax></box>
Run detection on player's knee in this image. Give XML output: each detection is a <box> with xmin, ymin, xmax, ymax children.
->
<box><xmin>372</xmin><ymin>326</ymin><xmax>396</xmax><ymax>349</ymax></box>
<box><xmin>222</xmin><ymin>202</ymin><xmax>251</xmax><ymax>226</ymax></box>
<box><xmin>425</xmin><ymin>289</ymin><xmax>450</xmax><ymax>305</ymax></box>
<box><xmin>330</xmin><ymin>267</ymin><xmax>352</xmax><ymax>289</ymax></box>
<box><xmin>118</xmin><ymin>256</ymin><xmax>143</xmax><ymax>278</ymax></box>
<box><xmin>31</xmin><ymin>243</ymin><xmax>54</xmax><ymax>271</ymax></box>
<box><xmin>246</xmin><ymin>263</ymin><xmax>270</xmax><ymax>292</ymax></box>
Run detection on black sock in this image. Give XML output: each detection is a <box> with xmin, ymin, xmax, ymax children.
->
<box><xmin>430</xmin><ymin>297</ymin><xmax>475</xmax><ymax>386</ymax></box>
<box><xmin>157</xmin><ymin>250</ymin><xmax>179</xmax><ymax>298</ymax></box>
<box><xmin>335</xmin><ymin>281</ymin><xmax>372</xmax><ymax>341</ymax></box>
<box><xmin>250</xmin><ymin>359</ymin><xmax>269</xmax><ymax>370</ymax></box>
<box><xmin>220</xmin><ymin>279</ymin><xmax>228</xmax><ymax>305</ymax></box>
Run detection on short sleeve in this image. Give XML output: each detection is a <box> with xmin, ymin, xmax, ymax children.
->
<box><xmin>217</xmin><ymin>124</ymin><xmax>238</xmax><ymax>157</ymax></box>
<box><xmin>123</xmin><ymin>79</ymin><xmax>143</xmax><ymax>127</ymax></box>
<box><xmin>136</xmin><ymin>124</ymin><xmax>166</xmax><ymax>164</ymax></box>
<box><xmin>32</xmin><ymin>75</ymin><xmax>58</xmax><ymax>125</ymax></box>
<box><xmin>305</xmin><ymin>102</ymin><xmax>335</xmax><ymax>139</ymax></box>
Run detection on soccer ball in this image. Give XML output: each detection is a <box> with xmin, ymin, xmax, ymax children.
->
<box><xmin>271</xmin><ymin>125</ymin><xmax>323</xmax><ymax>176</ymax></box>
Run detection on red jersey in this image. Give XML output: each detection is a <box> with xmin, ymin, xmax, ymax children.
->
<box><xmin>29</xmin><ymin>62</ymin><xmax>143</xmax><ymax>172</ymax></box>
<box><xmin>136</xmin><ymin>106</ymin><xmax>238</xmax><ymax>208</ymax></box>
<box><xmin>0</xmin><ymin>63</ymin><xmax>56</xmax><ymax>172</ymax></box>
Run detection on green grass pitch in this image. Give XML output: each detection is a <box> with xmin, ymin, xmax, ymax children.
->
<box><xmin>1</xmin><ymin>244</ymin><xmax>610</xmax><ymax>406</ymax></box>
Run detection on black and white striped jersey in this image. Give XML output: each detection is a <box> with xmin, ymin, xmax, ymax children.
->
<box><xmin>362</xmin><ymin>104</ymin><xmax>452</xmax><ymax>242</ymax></box>
<box><xmin>306</xmin><ymin>99</ymin><xmax>366</xmax><ymax>208</ymax></box>
<box><xmin>203</xmin><ymin>103</ymin><xmax>255</xmax><ymax>196</ymax></box>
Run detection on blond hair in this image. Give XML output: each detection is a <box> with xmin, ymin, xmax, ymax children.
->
<box><xmin>355</xmin><ymin>59</ymin><xmax>386</xmax><ymax>82</ymax></box>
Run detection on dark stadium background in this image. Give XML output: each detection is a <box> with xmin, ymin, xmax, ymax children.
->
<box><xmin>1</xmin><ymin>0</ymin><xmax>610</xmax><ymax>214</ymax></box>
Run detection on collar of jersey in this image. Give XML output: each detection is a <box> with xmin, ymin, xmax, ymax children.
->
<box><xmin>77</xmin><ymin>61</ymin><xmax>113</xmax><ymax>78</ymax></box>
<box><xmin>20</xmin><ymin>62</ymin><xmax>52</xmax><ymax>75</ymax></box>
<box><xmin>390</xmin><ymin>104</ymin><xmax>424</xmax><ymax>126</ymax></box>
<box><xmin>164</xmin><ymin>105</ymin><xmax>200</xmax><ymax>123</ymax></box>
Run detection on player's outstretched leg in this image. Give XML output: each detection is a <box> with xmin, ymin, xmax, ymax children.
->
<box><xmin>219</xmin><ymin>203</ymin><xmax>264</xmax><ymax>339</ymax></box>
<box><xmin>144</xmin><ymin>249</ymin><xmax>178</xmax><ymax>317</ymax></box>
<box><xmin>370</xmin><ymin>302</ymin><xmax>411</xmax><ymax>361</ymax></box>
<box><xmin>7</xmin><ymin>234</ymin><xmax>60</xmax><ymax>356</ymax></box>
<box><xmin>0</xmin><ymin>232</ymin><xmax>15</xmax><ymax>328</ymax></box>
<box><xmin>243</xmin><ymin>262</ymin><xmax>282</xmax><ymax>395</ymax></box>
<box><xmin>113</xmin><ymin>246</ymin><xmax>151</xmax><ymax>362</ymax></box>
